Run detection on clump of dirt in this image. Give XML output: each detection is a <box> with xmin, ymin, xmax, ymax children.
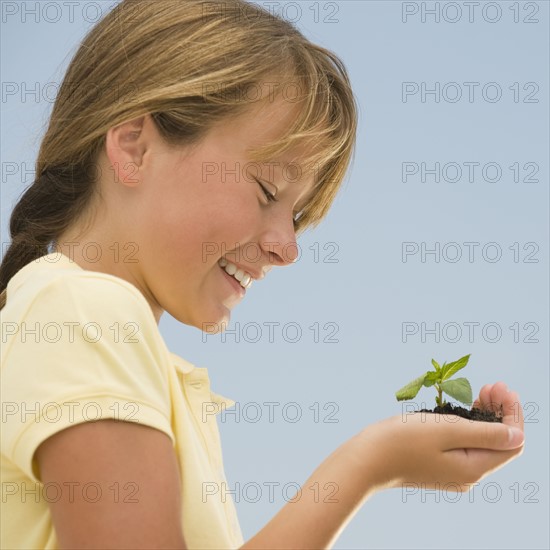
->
<box><xmin>417</xmin><ymin>402</ymin><xmax>503</xmax><ymax>422</ymax></box>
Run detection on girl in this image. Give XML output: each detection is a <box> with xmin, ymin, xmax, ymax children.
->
<box><xmin>0</xmin><ymin>1</ymin><xmax>525</xmax><ymax>548</ymax></box>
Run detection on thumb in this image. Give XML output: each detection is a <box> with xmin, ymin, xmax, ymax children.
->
<box><xmin>446</xmin><ymin>420</ymin><xmax>524</xmax><ymax>450</ymax></box>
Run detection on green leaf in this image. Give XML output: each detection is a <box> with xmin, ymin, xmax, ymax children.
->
<box><xmin>440</xmin><ymin>378</ymin><xmax>473</xmax><ymax>405</ymax></box>
<box><xmin>441</xmin><ymin>354</ymin><xmax>471</xmax><ymax>381</ymax></box>
<box><xmin>423</xmin><ymin>371</ymin><xmax>439</xmax><ymax>387</ymax></box>
<box><xmin>395</xmin><ymin>374</ymin><xmax>427</xmax><ymax>401</ymax></box>
<box><xmin>431</xmin><ymin>359</ymin><xmax>441</xmax><ymax>372</ymax></box>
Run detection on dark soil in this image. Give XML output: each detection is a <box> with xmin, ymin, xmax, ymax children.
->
<box><xmin>416</xmin><ymin>402</ymin><xmax>503</xmax><ymax>422</ymax></box>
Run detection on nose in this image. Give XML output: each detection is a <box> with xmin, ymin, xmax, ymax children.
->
<box><xmin>259</xmin><ymin>218</ymin><xmax>299</xmax><ymax>267</ymax></box>
<box><xmin>261</xmin><ymin>240</ymin><xmax>299</xmax><ymax>265</ymax></box>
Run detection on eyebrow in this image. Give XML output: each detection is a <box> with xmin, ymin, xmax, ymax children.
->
<box><xmin>254</xmin><ymin>165</ymin><xmax>317</xmax><ymax>212</ymax></box>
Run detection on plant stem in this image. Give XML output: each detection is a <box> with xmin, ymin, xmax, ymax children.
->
<box><xmin>436</xmin><ymin>384</ymin><xmax>443</xmax><ymax>407</ymax></box>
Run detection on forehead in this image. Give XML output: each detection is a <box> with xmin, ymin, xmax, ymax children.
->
<box><xmin>217</xmin><ymin>94</ymin><xmax>304</xmax><ymax>153</ymax></box>
<box><xmin>203</xmin><ymin>94</ymin><xmax>318</xmax><ymax>176</ymax></box>
<box><xmin>243</xmin><ymin>94</ymin><xmax>300</xmax><ymax>140</ymax></box>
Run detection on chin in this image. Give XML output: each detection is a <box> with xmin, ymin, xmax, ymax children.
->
<box><xmin>184</xmin><ymin>308</ymin><xmax>232</xmax><ymax>335</ymax></box>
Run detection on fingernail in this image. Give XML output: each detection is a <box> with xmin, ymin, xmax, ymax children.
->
<box><xmin>507</xmin><ymin>427</ymin><xmax>524</xmax><ymax>446</ymax></box>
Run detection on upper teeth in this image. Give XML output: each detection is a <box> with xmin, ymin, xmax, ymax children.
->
<box><xmin>218</xmin><ymin>258</ymin><xmax>253</xmax><ymax>289</ymax></box>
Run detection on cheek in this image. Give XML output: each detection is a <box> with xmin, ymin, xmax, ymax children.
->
<box><xmin>146</xmin><ymin>196</ymin><xmax>256</xmax><ymax>272</ymax></box>
<box><xmin>142</xmin><ymin>163</ymin><xmax>260</xmax><ymax>252</ymax></box>
<box><xmin>190</xmin><ymin>179</ymin><xmax>262</xmax><ymax>240</ymax></box>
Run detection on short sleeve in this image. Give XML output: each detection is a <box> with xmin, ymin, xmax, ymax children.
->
<box><xmin>0</xmin><ymin>274</ymin><xmax>175</xmax><ymax>483</ymax></box>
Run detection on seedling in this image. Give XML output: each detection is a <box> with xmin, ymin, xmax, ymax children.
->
<box><xmin>395</xmin><ymin>354</ymin><xmax>473</xmax><ymax>407</ymax></box>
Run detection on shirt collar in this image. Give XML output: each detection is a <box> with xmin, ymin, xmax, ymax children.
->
<box><xmin>168</xmin><ymin>352</ymin><xmax>236</xmax><ymax>411</ymax></box>
<box><xmin>169</xmin><ymin>352</ymin><xmax>196</xmax><ymax>374</ymax></box>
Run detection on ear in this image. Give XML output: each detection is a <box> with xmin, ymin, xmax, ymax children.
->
<box><xmin>105</xmin><ymin>116</ymin><xmax>148</xmax><ymax>187</ymax></box>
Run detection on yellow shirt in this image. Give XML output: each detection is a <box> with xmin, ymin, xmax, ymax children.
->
<box><xmin>1</xmin><ymin>252</ymin><xmax>244</xmax><ymax>549</ymax></box>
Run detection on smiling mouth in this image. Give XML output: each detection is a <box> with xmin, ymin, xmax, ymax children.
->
<box><xmin>220</xmin><ymin>264</ymin><xmax>246</xmax><ymax>296</ymax></box>
<box><xmin>218</xmin><ymin>257</ymin><xmax>253</xmax><ymax>289</ymax></box>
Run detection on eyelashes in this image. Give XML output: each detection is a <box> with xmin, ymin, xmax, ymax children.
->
<box><xmin>256</xmin><ymin>178</ymin><xmax>301</xmax><ymax>228</ymax></box>
<box><xmin>257</xmin><ymin>180</ymin><xmax>277</xmax><ymax>203</ymax></box>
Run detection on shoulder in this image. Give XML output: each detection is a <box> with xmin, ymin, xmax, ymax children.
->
<box><xmin>1</xmin><ymin>253</ymin><xmax>166</xmax><ymax>367</ymax></box>
<box><xmin>0</xmin><ymin>255</ymin><xmax>176</xmax><ymax>474</ymax></box>
<box><xmin>3</xmin><ymin>252</ymin><xmax>156</xmax><ymax>326</ymax></box>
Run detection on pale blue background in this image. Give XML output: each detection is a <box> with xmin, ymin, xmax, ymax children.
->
<box><xmin>2</xmin><ymin>1</ymin><xmax>548</xmax><ymax>548</ymax></box>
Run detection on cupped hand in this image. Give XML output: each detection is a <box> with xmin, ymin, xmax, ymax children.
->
<box><xmin>359</xmin><ymin>382</ymin><xmax>525</xmax><ymax>493</ymax></box>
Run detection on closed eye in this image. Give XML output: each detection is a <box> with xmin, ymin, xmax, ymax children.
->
<box><xmin>256</xmin><ymin>179</ymin><xmax>277</xmax><ymax>203</ymax></box>
<box><xmin>256</xmin><ymin>178</ymin><xmax>302</xmax><ymax>229</ymax></box>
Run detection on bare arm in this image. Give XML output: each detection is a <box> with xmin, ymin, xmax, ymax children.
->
<box><xmin>35</xmin><ymin>420</ymin><xmax>187</xmax><ymax>549</ymax></box>
<box><xmin>36</xmin><ymin>382</ymin><xmax>524</xmax><ymax>550</ymax></box>
<box><xmin>240</xmin><ymin>433</ymin><xmax>382</xmax><ymax>550</ymax></box>
<box><xmin>239</xmin><ymin>382</ymin><xmax>525</xmax><ymax>550</ymax></box>
<box><xmin>37</xmin><ymin>419</ymin><xmax>378</xmax><ymax>550</ymax></box>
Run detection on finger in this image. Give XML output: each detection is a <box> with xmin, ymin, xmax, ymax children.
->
<box><xmin>500</xmin><ymin>390</ymin><xmax>524</xmax><ymax>431</ymax></box>
<box><xmin>442</xmin><ymin>417</ymin><xmax>524</xmax><ymax>451</ymax></box>
<box><xmin>472</xmin><ymin>393</ymin><xmax>484</xmax><ymax>410</ymax></box>
<box><xmin>485</xmin><ymin>381</ymin><xmax>509</xmax><ymax>414</ymax></box>
<box><xmin>477</xmin><ymin>384</ymin><xmax>494</xmax><ymax>411</ymax></box>
<box><xmin>488</xmin><ymin>383</ymin><xmax>524</xmax><ymax>431</ymax></box>
<box><xmin>488</xmin><ymin>381</ymin><xmax>509</xmax><ymax>414</ymax></box>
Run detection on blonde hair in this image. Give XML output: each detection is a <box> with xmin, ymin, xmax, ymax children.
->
<box><xmin>0</xmin><ymin>0</ymin><xmax>358</xmax><ymax>309</ymax></box>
